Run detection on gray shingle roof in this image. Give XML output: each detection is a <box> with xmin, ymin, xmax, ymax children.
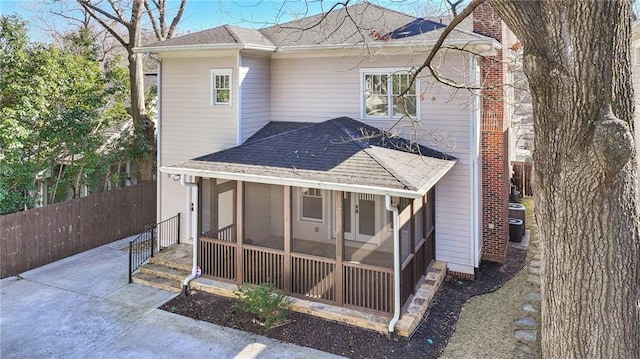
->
<box><xmin>164</xmin><ymin>117</ymin><xmax>456</xmax><ymax>195</ymax></box>
<box><xmin>141</xmin><ymin>2</ymin><xmax>493</xmax><ymax>50</ymax></box>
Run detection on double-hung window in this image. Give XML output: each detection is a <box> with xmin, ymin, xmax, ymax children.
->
<box><xmin>361</xmin><ymin>69</ymin><xmax>419</xmax><ymax>119</ymax></box>
<box><xmin>211</xmin><ymin>69</ymin><xmax>232</xmax><ymax>106</ymax></box>
<box><xmin>301</xmin><ymin>187</ymin><xmax>323</xmax><ymax>221</ymax></box>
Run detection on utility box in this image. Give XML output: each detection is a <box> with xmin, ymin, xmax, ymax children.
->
<box><xmin>509</xmin><ymin>203</ymin><xmax>526</xmax><ymax>236</ymax></box>
<box><xmin>509</xmin><ymin>218</ymin><xmax>524</xmax><ymax>242</ymax></box>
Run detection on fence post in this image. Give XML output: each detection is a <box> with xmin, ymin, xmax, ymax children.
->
<box><xmin>128</xmin><ymin>241</ymin><xmax>133</xmax><ymax>284</ymax></box>
<box><xmin>177</xmin><ymin>212</ymin><xmax>181</xmax><ymax>244</ymax></box>
<box><xmin>150</xmin><ymin>228</ymin><xmax>155</xmax><ymax>258</ymax></box>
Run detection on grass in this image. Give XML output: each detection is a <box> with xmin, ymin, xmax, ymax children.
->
<box><xmin>440</xmin><ymin>196</ymin><xmax>541</xmax><ymax>359</ymax></box>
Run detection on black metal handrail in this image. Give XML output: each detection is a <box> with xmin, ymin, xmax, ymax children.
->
<box><xmin>128</xmin><ymin>213</ymin><xmax>180</xmax><ymax>283</ymax></box>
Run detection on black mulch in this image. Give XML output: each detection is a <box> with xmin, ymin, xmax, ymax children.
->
<box><xmin>161</xmin><ymin>245</ymin><xmax>527</xmax><ymax>359</ymax></box>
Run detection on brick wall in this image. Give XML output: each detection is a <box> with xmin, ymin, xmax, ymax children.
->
<box><xmin>474</xmin><ymin>2</ymin><xmax>510</xmax><ymax>262</ymax></box>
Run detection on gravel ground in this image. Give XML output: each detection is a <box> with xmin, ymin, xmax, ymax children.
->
<box><xmin>161</xmin><ymin>245</ymin><xmax>526</xmax><ymax>359</ymax></box>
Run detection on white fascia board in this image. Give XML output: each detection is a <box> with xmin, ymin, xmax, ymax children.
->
<box><xmin>160</xmin><ymin>164</ymin><xmax>454</xmax><ymax>199</ymax></box>
<box><xmin>277</xmin><ymin>38</ymin><xmax>498</xmax><ymax>52</ymax></box>
<box><xmin>133</xmin><ymin>43</ymin><xmax>276</xmax><ymax>54</ymax></box>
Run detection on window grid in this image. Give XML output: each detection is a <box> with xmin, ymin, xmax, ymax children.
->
<box><xmin>363</xmin><ymin>71</ymin><xmax>418</xmax><ymax>119</ymax></box>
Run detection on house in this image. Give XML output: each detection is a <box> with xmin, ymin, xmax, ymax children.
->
<box><xmin>137</xmin><ymin>2</ymin><xmax>516</xmax><ymax>334</ymax></box>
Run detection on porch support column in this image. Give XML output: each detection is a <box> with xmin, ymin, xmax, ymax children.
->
<box><xmin>283</xmin><ymin>186</ymin><xmax>292</xmax><ymax>293</ymax></box>
<box><xmin>335</xmin><ymin>191</ymin><xmax>344</xmax><ymax>306</ymax></box>
<box><xmin>236</xmin><ymin>181</ymin><xmax>244</xmax><ymax>285</ymax></box>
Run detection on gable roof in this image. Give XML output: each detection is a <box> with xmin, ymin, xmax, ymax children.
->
<box><xmin>161</xmin><ymin>117</ymin><xmax>456</xmax><ymax>198</ymax></box>
<box><xmin>139</xmin><ymin>2</ymin><xmax>496</xmax><ymax>52</ymax></box>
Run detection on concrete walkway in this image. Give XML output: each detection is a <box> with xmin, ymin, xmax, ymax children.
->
<box><xmin>0</xmin><ymin>237</ymin><xmax>343</xmax><ymax>359</ymax></box>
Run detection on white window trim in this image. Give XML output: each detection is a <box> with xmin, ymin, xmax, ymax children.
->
<box><xmin>210</xmin><ymin>68</ymin><xmax>233</xmax><ymax>106</ymax></box>
<box><xmin>359</xmin><ymin>67</ymin><xmax>421</xmax><ymax>120</ymax></box>
<box><xmin>299</xmin><ymin>187</ymin><xmax>324</xmax><ymax>223</ymax></box>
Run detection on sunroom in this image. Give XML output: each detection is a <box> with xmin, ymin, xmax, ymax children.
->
<box><xmin>163</xmin><ymin>117</ymin><xmax>455</xmax><ymax>320</ymax></box>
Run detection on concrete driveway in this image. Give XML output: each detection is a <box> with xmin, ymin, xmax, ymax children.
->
<box><xmin>0</xmin><ymin>237</ymin><xmax>343</xmax><ymax>359</ymax></box>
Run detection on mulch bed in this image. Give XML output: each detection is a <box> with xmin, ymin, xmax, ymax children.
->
<box><xmin>161</xmin><ymin>244</ymin><xmax>526</xmax><ymax>359</ymax></box>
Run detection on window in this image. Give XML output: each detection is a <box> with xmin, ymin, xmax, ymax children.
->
<box><xmin>301</xmin><ymin>187</ymin><xmax>323</xmax><ymax>221</ymax></box>
<box><xmin>211</xmin><ymin>69</ymin><xmax>232</xmax><ymax>105</ymax></box>
<box><xmin>635</xmin><ymin>47</ymin><xmax>640</xmax><ymax>66</ymax></box>
<box><xmin>361</xmin><ymin>69</ymin><xmax>419</xmax><ymax>119</ymax></box>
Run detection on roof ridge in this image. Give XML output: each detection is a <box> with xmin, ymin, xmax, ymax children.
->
<box><xmin>331</xmin><ymin>118</ymin><xmax>411</xmax><ymax>190</ymax></box>
<box><xmin>360</xmin><ymin>1</ymin><xmax>417</xmax><ymax>20</ymax></box>
<box><xmin>241</xmin><ymin>122</ymin><xmax>316</xmax><ymax>146</ymax></box>
<box><xmin>223</xmin><ymin>24</ymin><xmax>240</xmax><ymax>43</ymax></box>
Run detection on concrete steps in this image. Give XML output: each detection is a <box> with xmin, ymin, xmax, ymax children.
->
<box><xmin>131</xmin><ymin>258</ymin><xmax>191</xmax><ymax>293</ymax></box>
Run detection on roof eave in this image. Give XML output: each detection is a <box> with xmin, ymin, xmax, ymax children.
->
<box><xmin>160</xmin><ymin>163</ymin><xmax>455</xmax><ymax>199</ymax></box>
<box><xmin>273</xmin><ymin>38</ymin><xmax>498</xmax><ymax>54</ymax></box>
<box><xmin>133</xmin><ymin>43</ymin><xmax>277</xmax><ymax>53</ymax></box>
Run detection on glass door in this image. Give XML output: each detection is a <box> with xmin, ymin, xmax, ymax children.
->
<box><xmin>343</xmin><ymin>192</ymin><xmax>376</xmax><ymax>242</ymax></box>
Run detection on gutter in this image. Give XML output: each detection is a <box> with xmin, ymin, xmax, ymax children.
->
<box><xmin>133</xmin><ymin>43</ymin><xmax>277</xmax><ymax>53</ymax></box>
<box><xmin>180</xmin><ymin>174</ymin><xmax>198</xmax><ymax>296</ymax></box>
<box><xmin>385</xmin><ymin>195</ymin><xmax>401</xmax><ymax>335</ymax></box>
<box><xmin>160</xmin><ymin>163</ymin><xmax>456</xmax><ymax>200</ymax></box>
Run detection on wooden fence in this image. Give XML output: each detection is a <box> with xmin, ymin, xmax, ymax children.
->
<box><xmin>512</xmin><ymin>161</ymin><xmax>533</xmax><ymax>196</ymax></box>
<box><xmin>0</xmin><ymin>181</ymin><xmax>157</xmax><ymax>278</ymax></box>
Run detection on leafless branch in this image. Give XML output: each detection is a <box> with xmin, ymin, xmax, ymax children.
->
<box><xmin>77</xmin><ymin>1</ymin><xmax>129</xmax><ymax>47</ymax></box>
<box><xmin>401</xmin><ymin>0</ymin><xmax>487</xmax><ymax>95</ymax></box>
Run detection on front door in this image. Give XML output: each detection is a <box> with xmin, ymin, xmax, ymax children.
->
<box><xmin>343</xmin><ymin>193</ymin><xmax>377</xmax><ymax>242</ymax></box>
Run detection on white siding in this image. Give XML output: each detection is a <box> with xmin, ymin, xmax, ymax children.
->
<box><xmin>160</xmin><ymin>54</ymin><xmax>239</xmax><ymax>240</ymax></box>
<box><xmin>240</xmin><ymin>54</ymin><xmax>271</xmax><ymax>142</ymax></box>
<box><xmin>270</xmin><ymin>52</ymin><xmax>473</xmax><ymax>157</ymax></box>
<box><xmin>435</xmin><ymin>161</ymin><xmax>474</xmax><ymax>274</ymax></box>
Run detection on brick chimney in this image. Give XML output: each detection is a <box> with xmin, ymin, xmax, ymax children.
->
<box><xmin>474</xmin><ymin>2</ymin><xmax>510</xmax><ymax>263</ymax></box>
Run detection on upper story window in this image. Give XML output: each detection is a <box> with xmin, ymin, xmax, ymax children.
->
<box><xmin>361</xmin><ymin>69</ymin><xmax>419</xmax><ymax>119</ymax></box>
<box><xmin>211</xmin><ymin>69</ymin><xmax>232</xmax><ymax>106</ymax></box>
<box><xmin>635</xmin><ymin>47</ymin><xmax>640</xmax><ymax>66</ymax></box>
<box><xmin>301</xmin><ymin>187</ymin><xmax>323</xmax><ymax>221</ymax></box>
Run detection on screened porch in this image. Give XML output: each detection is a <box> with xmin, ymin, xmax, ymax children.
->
<box><xmin>196</xmin><ymin>178</ymin><xmax>436</xmax><ymax>315</ymax></box>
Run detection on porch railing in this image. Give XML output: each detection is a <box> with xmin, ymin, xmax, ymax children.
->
<box><xmin>197</xmin><ymin>237</ymin><xmax>394</xmax><ymax>315</ymax></box>
<box><xmin>216</xmin><ymin>224</ymin><xmax>235</xmax><ymax>242</ymax></box>
<box><xmin>199</xmin><ymin>237</ymin><xmax>236</xmax><ymax>281</ymax></box>
<box><xmin>344</xmin><ymin>262</ymin><xmax>394</xmax><ymax>314</ymax></box>
<box><xmin>128</xmin><ymin>213</ymin><xmax>180</xmax><ymax>283</ymax></box>
<box><xmin>243</xmin><ymin>246</ymin><xmax>284</xmax><ymax>289</ymax></box>
<box><xmin>291</xmin><ymin>253</ymin><xmax>336</xmax><ymax>302</ymax></box>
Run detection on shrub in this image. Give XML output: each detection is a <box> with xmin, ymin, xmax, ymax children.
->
<box><xmin>236</xmin><ymin>281</ymin><xmax>290</xmax><ymax>328</ymax></box>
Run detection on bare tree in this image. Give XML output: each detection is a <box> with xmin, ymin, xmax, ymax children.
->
<box><xmin>310</xmin><ymin>0</ymin><xmax>638</xmax><ymax>355</ymax></box>
<box><xmin>76</xmin><ymin>0</ymin><xmax>186</xmax><ymax>181</ymax></box>
<box><xmin>409</xmin><ymin>0</ymin><xmax>639</xmax><ymax>356</ymax></box>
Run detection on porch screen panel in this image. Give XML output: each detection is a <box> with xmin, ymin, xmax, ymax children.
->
<box><xmin>200</xmin><ymin>179</ymin><xmax>237</xmax><ymax>242</ymax></box>
<box><xmin>292</xmin><ymin>188</ymin><xmax>334</xmax><ymax>259</ymax></box>
<box><xmin>243</xmin><ymin>183</ymin><xmax>284</xmax><ymax>250</ymax></box>
<box><xmin>343</xmin><ymin>193</ymin><xmax>351</xmax><ymax>233</ymax></box>
<box><xmin>358</xmin><ymin>193</ymin><xmax>375</xmax><ymax>236</ymax></box>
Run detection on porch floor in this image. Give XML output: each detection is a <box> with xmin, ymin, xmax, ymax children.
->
<box><xmin>152</xmin><ymin>243</ymin><xmax>446</xmax><ymax>337</ymax></box>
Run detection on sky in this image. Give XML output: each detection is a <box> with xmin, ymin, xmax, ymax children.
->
<box><xmin>0</xmin><ymin>0</ymin><xmax>431</xmax><ymax>41</ymax></box>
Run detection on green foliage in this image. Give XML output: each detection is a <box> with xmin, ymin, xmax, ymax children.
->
<box><xmin>0</xmin><ymin>15</ymin><xmax>132</xmax><ymax>214</ymax></box>
<box><xmin>236</xmin><ymin>281</ymin><xmax>290</xmax><ymax>329</ymax></box>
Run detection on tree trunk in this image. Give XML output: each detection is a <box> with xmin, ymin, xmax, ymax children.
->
<box><xmin>490</xmin><ymin>1</ymin><xmax>640</xmax><ymax>357</ymax></box>
<box><xmin>128</xmin><ymin>0</ymin><xmax>155</xmax><ymax>182</ymax></box>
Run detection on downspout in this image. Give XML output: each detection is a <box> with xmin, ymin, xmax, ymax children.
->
<box><xmin>148</xmin><ymin>53</ymin><xmax>162</xmax><ymax>249</ymax></box>
<box><xmin>385</xmin><ymin>195</ymin><xmax>400</xmax><ymax>334</ymax></box>
<box><xmin>180</xmin><ymin>174</ymin><xmax>198</xmax><ymax>296</ymax></box>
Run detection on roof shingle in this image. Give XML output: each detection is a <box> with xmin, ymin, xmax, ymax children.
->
<box><xmin>164</xmin><ymin>117</ymin><xmax>456</xmax><ymax>196</ymax></box>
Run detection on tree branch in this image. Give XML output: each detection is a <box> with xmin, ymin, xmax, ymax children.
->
<box><xmin>165</xmin><ymin>0</ymin><xmax>186</xmax><ymax>40</ymax></box>
<box><xmin>77</xmin><ymin>0</ymin><xmax>125</xmax><ymax>25</ymax></box>
<box><xmin>143</xmin><ymin>0</ymin><xmax>162</xmax><ymax>40</ymax></box>
<box><xmin>401</xmin><ymin>0</ymin><xmax>487</xmax><ymax>95</ymax></box>
<box><xmin>77</xmin><ymin>1</ymin><xmax>129</xmax><ymax>47</ymax></box>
